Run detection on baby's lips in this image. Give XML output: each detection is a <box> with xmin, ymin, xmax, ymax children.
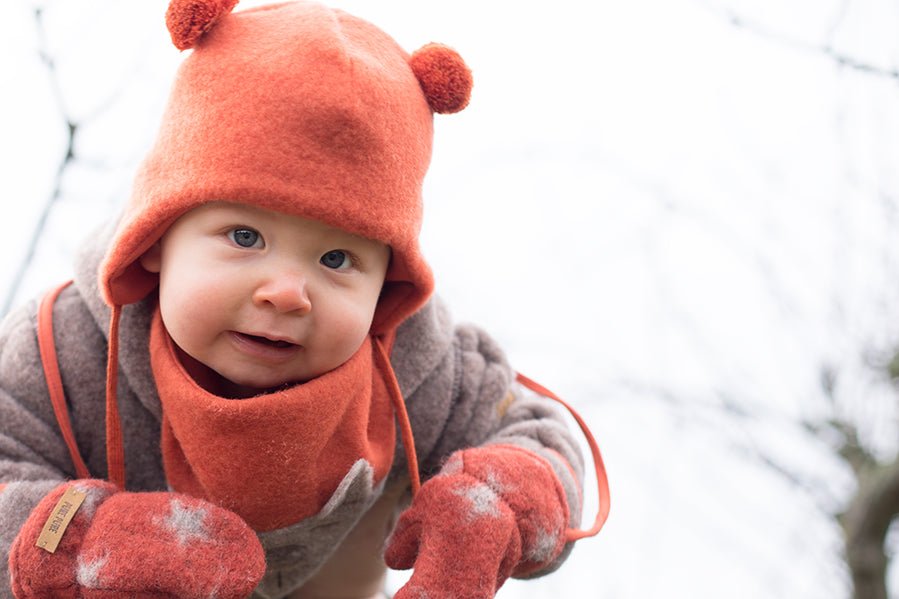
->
<box><xmin>241</xmin><ymin>331</ymin><xmax>301</xmax><ymax>347</ymax></box>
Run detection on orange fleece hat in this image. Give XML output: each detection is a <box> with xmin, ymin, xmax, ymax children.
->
<box><xmin>99</xmin><ymin>0</ymin><xmax>472</xmax><ymax>333</ymax></box>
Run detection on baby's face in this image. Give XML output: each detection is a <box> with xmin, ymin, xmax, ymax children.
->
<box><xmin>140</xmin><ymin>202</ymin><xmax>390</xmax><ymax>397</ymax></box>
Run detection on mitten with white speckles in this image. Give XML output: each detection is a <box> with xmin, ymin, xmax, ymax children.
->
<box><xmin>385</xmin><ymin>445</ymin><xmax>570</xmax><ymax>599</ymax></box>
<box><xmin>8</xmin><ymin>480</ymin><xmax>265</xmax><ymax>599</ymax></box>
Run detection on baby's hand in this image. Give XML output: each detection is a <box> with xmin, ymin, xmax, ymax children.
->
<box><xmin>385</xmin><ymin>446</ymin><xmax>570</xmax><ymax>598</ymax></box>
<box><xmin>9</xmin><ymin>479</ymin><xmax>264</xmax><ymax>599</ymax></box>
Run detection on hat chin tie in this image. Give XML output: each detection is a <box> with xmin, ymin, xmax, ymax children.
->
<box><xmin>105</xmin><ymin>304</ymin><xmax>126</xmax><ymax>489</ymax></box>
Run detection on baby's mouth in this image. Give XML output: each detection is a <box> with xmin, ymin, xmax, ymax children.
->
<box><xmin>241</xmin><ymin>333</ymin><xmax>296</xmax><ymax>348</ymax></box>
<box><xmin>229</xmin><ymin>331</ymin><xmax>302</xmax><ymax>360</ymax></box>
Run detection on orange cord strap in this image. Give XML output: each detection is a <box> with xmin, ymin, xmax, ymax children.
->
<box><xmin>515</xmin><ymin>372</ymin><xmax>610</xmax><ymax>541</ymax></box>
<box><xmin>37</xmin><ymin>281</ymin><xmax>92</xmax><ymax>480</ymax></box>
<box><xmin>373</xmin><ymin>336</ymin><xmax>421</xmax><ymax>496</ymax></box>
<box><xmin>105</xmin><ymin>305</ymin><xmax>127</xmax><ymax>489</ymax></box>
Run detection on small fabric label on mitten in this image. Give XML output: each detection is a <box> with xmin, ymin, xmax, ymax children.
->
<box><xmin>36</xmin><ymin>487</ymin><xmax>87</xmax><ymax>553</ymax></box>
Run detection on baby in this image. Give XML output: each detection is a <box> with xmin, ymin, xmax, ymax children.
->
<box><xmin>140</xmin><ymin>203</ymin><xmax>393</xmax><ymax>400</ymax></box>
<box><xmin>0</xmin><ymin>1</ymin><xmax>606</xmax><ymax>598</ymax></box>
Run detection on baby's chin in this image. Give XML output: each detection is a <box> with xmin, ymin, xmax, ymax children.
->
<box><xmin>215</xmin><ymin>372</ymin><xmax>313</xmax><ymax>399</ymax></box>
<box><xmin>190</xmin><ymin>365</ymin><xmax>309</xmax><ymax>399</ymax></box>
<box><xmin>175</xmin><ymin>342</ymin><xmax>336</xmax><ymax>398</ymax></box>
<box><xmin>204</xmin><ymin>356</ymin><xmax>357</xmax><ymax>398</ymax></box>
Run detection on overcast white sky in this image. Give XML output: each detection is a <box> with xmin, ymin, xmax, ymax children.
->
<box><xmin>3</xmin><ymin>0</ymin><xmax>899</xmax><ymax>597</ymax></box>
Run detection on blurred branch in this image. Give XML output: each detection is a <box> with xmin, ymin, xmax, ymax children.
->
<box><xmin>819</xmin><ymin>362</ymin><xmax>899</xmax><ymax>599</ymax></box>
<box><xmin>823</xmin><ymin>0</ymin><xmax>851</xmax><ymax>44</ymax></box>
<box><xmin>841</xmin><ymin>456</ymin><xmax>899</xmax><ymax>599</ymax></box>
<box><xmin>701</xmin><ymin>1</ymin><xmax>899</xmax><ymax>81</ymax></box>
<box><xmin>818</xmin><ymin>47</ymin><xmax>899</xmax><ymax>80</ymax></box>
<box><xmin>618</xmin><ymin>351</ymin><xmax>899</xmax><ymax>599</ymax></box>
<box><xmin>616</xmin><ymin>378</ymin><xmax>845</xmax><ymax>514</ymax></box>
<box><xmin>2</xmin><ymin>7</ymin><xmax>77</xmax><ymax>318</ymax></box>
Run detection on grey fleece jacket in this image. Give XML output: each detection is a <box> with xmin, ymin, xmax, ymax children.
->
<box><xmin>0</xmin><ymin>223</ymin><xmax>585</xmax><ymax>599</ymax></box>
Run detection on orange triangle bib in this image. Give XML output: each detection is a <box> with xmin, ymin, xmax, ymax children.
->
<box><xmin>149</xmin><ymin>308</ymin><xmax>396</xmax><ymax>531</ymax></box>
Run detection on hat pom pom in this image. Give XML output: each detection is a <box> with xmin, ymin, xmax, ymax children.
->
<box><xmin>166</xmin><ymin>0</ymin><xmax>239</xmax><ymax>50</ymax></box>
<box><xmin>409</xmin><ymin>43</ymin><xmax>473</xmax><ymax>114</ymax></box>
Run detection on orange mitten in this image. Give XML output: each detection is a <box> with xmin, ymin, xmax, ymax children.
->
<box><xmin>385</xmin><ymin>445</ymin><xmax>570</xmax><ymax>598</ymax></box>
<box><xmin>9</xmin><ymin>480</ymin><xmax>265</xmax><ymax>599</ymax></box>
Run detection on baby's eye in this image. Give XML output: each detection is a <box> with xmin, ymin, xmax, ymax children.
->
<box><xmin>320</xmin><ymin>250</ymin><xmax>352</xmax><ymax>270</ymax></box>
<box><xmin>228</xmin><ymin>228</ymin><xmax>263</xmax><ymax>248</ymax></box>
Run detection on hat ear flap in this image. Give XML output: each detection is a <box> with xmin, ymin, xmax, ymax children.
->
<box><xmin>166</xmin><ymin>0</ymin><xmax>240</xmax><ymax>50</ymax></box>
<box><xmin>409</xmin><ymin>43</ymin><xmax>473</xmax><ymax>114</ymax></box>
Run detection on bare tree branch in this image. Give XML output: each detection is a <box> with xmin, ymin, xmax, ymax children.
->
<box><xmin>699</xmin><ymin>1</ymin><xmax>899</xmax><ymax>81</ymax></box>
<box><xmin>616</xmin><ymin>377</ymin><xmax>847</xmax><ymax>515</ymax></box>
<box><xmin>841</xmin><ymin>456</ymin><xmax>899</xmax><ymax>599</ymax></box>
<box><xmin>1</xmin><ymin>7</ymin><xmax>77</xmax><ymax>318</ymax></box>
<box><xmin>823</xmin><ymin>0</ymin><xmax>851</xmax><ymax>44</ymax></box>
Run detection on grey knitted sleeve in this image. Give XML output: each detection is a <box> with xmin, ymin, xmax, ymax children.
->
<box><xmin>389</xmin><ymin>297</ymin><xmax>586</xmax><ymax>577</ymax></box>
<box><xmin>0</xmin><ymin>301</ymin><xmax>80</xmax><ymax>598</ymax></box>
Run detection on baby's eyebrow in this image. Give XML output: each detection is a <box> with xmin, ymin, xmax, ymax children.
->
<box><xmin>209</xmin><ymin>204</ymin><xmax>263</xmax><ymax>218</ymax></box>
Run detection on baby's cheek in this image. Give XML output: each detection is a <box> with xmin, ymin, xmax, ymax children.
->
<box><xmin>160</xmin><ymin>286</ymin><xmax>218</xmax><ymax>347</ymax></box>
<box><xmin>323</xmin><ymin>301</ymin><xmax>374</xmax><ymax>355</ymax></box>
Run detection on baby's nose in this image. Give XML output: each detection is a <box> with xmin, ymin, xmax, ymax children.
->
<box><xmin>252</xmin><ymin>272</ymin><xmax>312</xmax><ymax>314</ymax></box>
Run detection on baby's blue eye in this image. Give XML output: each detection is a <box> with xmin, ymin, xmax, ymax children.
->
<box><xmin>321</xmin><ymin>250</ymin><xmax>351</xmax><ymax>270</ymax></box>
<box><xmin>229</xmin><ymin>228</ymin><xmax>262</xmax><ymax>248</ymax></box>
